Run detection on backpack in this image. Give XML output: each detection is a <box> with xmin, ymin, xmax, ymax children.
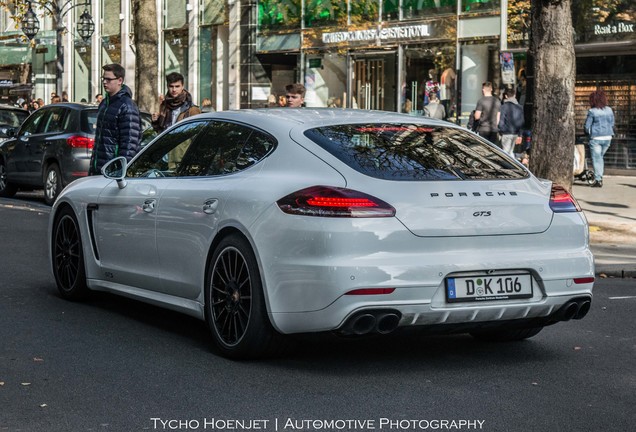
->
<box><xmin>509</xmin><ymin>103</ymin><xmax>525</xmax><ymax>129</ymax></box>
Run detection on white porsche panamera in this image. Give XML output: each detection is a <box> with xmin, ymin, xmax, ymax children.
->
<box><xmin>49</xmin><ymin>109</ymin><xmax>594</xmax><ymax>359</ymax></box>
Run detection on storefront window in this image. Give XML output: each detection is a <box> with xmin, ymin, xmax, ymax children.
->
<box><xmin>258</xmin><ymin>0</ymin><xmax>301</xmax><ymax>32</ymax></box>
<box><xmin>507</xmin><ymin>0</ymin><xmax>530</xmax><ymax>48</ymax></box>
<box><xmin>165</xmin><ymin>0</ymin><xmax>187</xmax><ymax>29</ymax></box>
<box><xmin>73</xmin><ymin>41</ymin><xmax>92</xmax><ymax>103</ymax></box>
<box><xmin>164</xmin><ymin>28</ymin><xmax>189</xmax><ymax>82</ymax></box>
<box><xmin>304</xmin><ymin>0</ymin><xmax>347</xmax><ymax>28</ymax></box>
<box><xmin>461</xmin><ymin>0</ymin><xmax>499</xmax><ymax>13</ymax></box>
<box><xmin>403</xmin><ymin>0</ymin><xmax>456</xmax><ymax>19</ymax></box>
<box><xmin>199</xmin><ymin>26</ymin><xmax>213</xmax><ymax>105</ymax></box>
<box><xmin>305</xmin><ymin>55</ymin><xmax>346</xmax><ymax>107</ymax></box>
<box><xmin>202</xmin><ymin>0</ymin><xmax>226</xmax><ymax>26</ymax></box>
<box><xmin>163</xmin><ymin>1</ymin><xmax>189</xmax><ymax>90</ymax></box>
<box><xmin>101</xmin><ymin>0</ymin><xmax>121</xmax><ymax>66</ymax></box>
<box><xmin>383</xmin><ymin>0</ymin><xmax>399</xmax><ymax>21</ymax></box>
<box><xmin>350</xmin><ymin>1</ymin><xmax>379</xmax><ymax>25</ymax></box>
<box><xmin>572</xmin><ymin>0</ymin><xmax>636</xmax><ymax>44</ymax></box>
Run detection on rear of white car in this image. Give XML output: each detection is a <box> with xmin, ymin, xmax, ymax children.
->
<box><xmin>250</xmin><ymin>119</ymin><xmax>594</xmax><ymax>338</ymax></box>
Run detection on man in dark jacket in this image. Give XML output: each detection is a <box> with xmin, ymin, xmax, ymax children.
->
<box><xmin>89</xmin><ymin>63</ymin><xmax>142</xmax><ymax>175</ymax></box>
<box><xmin>498</xmin><ymin>87</ymin><xmax>525</xmax><ymax>157</ymax></box>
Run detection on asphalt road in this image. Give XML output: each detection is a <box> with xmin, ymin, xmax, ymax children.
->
<box><xmin>1</xmin><ymin>196</ymin><xmax>635</xmax><ymax>432</ymax></box>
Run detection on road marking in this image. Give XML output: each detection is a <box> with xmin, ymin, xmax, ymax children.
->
<box><xmin>609</xmin><ymin>296</ymin><xmax>636</xmax><ymax>300</ymax></box>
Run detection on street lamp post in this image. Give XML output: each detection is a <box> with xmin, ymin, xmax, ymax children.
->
<box><xmin>19</xmin><ymin>0</ymin><xmax>95</xmax><ymax>97</ymax></box>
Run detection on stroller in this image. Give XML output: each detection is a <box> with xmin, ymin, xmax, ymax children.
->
<box><xmin>573</xmin><ymin>141</ymin><xmax>595</xmax><ymax>185</ymax></box>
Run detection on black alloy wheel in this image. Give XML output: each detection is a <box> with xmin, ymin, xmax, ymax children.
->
<box><xmin>52</xmin><ymin>207</ymin><xmax>88</xmax><ymax>300</ymax></box>
<box><xmin>0</xmin><ymin>161</ymin><xmax>18</xmax><ymax>197</ymax></box>
<box><xmin>205</xmin><ymin>234</ymin><xmax>280</xmax><ymax>359</ymax></box>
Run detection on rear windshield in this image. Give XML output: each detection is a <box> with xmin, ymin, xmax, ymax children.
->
<box><xmin>81</xmin><ymin>109</ymin><xmax>98</xmax><ymax>135</ymax></box>
<box><xmin>304</xmin><ymin>124</ymin><xmax>528</xmax><ymax>181</ymax></box>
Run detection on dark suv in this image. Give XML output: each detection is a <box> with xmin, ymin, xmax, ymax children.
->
<box><xmin>0</xmin><ymin>103</ymin><xmax>97</xmax><ymax>205</ymax></box>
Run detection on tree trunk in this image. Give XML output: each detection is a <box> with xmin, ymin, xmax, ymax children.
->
<box><xmin>529</xmin><ymin>0</ymin><xmax>576</xmax><ymax>190</ymax></box>
<box><xmin>132</xmin><ymin>0</ymin><xmax>159</xmax><ymax>113</ymax></box>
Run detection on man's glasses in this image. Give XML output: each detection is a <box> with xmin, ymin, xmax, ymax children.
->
<box><xmin>101</xmin><ymin>76</ymin><xmax>119</xmax><ymax>82</ymax></box>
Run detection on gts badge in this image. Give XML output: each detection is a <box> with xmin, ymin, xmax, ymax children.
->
<box><xmin>473</xmin><ymin>211</ymin><xmax>491</xmax><ymax>217</ymax></box>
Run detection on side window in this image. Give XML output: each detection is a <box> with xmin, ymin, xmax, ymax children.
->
<box><xmin>177</xmin><ymin>121</ymin><xmax>276</xmax><ymax>177</ymax></box>
<box><xmin>41</xmin><ymin>107</ymin><xmax>67</xmax><ymax>133</ymax></box>
<box><xmin>126</xmin><ymin>121</ymin><xmax>207</xmax><ymax>178</ymax></box>
<box><xmin>19</xmin><ymin>110</ymin><xmax>46</xmax><ymax>136</ymax></box>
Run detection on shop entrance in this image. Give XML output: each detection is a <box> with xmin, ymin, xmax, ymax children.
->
<box><xmin>352</xmin><ymin>53</ymin><xmax>396</xmax><ymax>112</ymax></box>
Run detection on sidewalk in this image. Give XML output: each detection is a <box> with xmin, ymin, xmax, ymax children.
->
<box><xmin>572</xmin><ymin>175</ymin><xmax>636</xmax><ymax>278</ymax></box>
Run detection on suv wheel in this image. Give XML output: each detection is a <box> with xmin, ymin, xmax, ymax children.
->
<box><xmin>44</xmin><ymin>163</ymin><xmax>62</xmax><ymax>206</ymax></box>
<box><xmin>0</xmin><ymin>160</ymin><xmax>18</xmax><ymax>198</ymax></box>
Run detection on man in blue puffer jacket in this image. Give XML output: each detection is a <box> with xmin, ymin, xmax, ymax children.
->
<box><xmin>89</xmin><ymin>63</ymin><xmax>142</xmax><ymax>175</ymax></box>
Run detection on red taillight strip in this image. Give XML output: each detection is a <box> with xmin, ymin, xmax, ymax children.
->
<box><xmin>550</xmin><ymin>185</ymin><xmax>581</xmax><ymax>213</ymax></box>
<box><xmin>277</xmin><ymin>186</ymin><xmax>396</xmax><ymax>218</ymax></box>
<box><xmin>307</xmin><ymin>197</ymin><xmax>378</xmax><ymax>208</ymax></box>
<box><xmin>345</xmin><ymin>288</ymin><xmax>396</xmax><ymax>295</ymax></box>
<box><xmin>573</xmin><ymin>277</ymin><xmax>595</xmax><ymax>284</ymax></box>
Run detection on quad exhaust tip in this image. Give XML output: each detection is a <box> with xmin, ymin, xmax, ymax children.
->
<box><xmin>340</xmin><ymin>310</ymin><xmax>402</xmax><ymax>336</ymax></box>
<box><xmin>556</xmin><ymin>298</ymin><xmax>592</xmax><ymax>321</ymax></box>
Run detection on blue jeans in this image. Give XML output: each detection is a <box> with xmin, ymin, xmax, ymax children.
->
<box><xmin>588</xmin><ymin>138</ymin><xmax>611</xmax><ymax>181</ymax></box>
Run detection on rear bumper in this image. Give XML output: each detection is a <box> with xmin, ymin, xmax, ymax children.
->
<box><xmin>269</xmin><ymin>287</ymin><xmax>593</xmax><ymax>334</ymax></box>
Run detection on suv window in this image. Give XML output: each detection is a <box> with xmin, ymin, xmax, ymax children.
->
<box><xmin>81</xmin><ymin>109</ymin><xmax>98</xmax><ymax>135</ymax></box>
<box><xmin>304</xmin><ymin>124</ymin><xmax>528</xmax><ymax>180</ymax></box>
<box><xmin>41</xmin><ymin>107</ymin><xmax>67</xmax><ymax>133</ymax></box>
<box><xmin>19</xmin><ymin>109</ymin><xmax>47</xmax><ymax>136</ymax></box>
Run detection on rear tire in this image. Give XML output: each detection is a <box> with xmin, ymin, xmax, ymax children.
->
<box><xmin>44</xmin><ymin>163</ymin><xmax>62</xmax><ymax>206</ymax></box>
<box><xmin>52</xmin><ymin>206</ymin><xmax>89</xmax><ymax>300</ymax></box>
<box><xmin>470</xmin><ymin>326</ymin><xmax>543</xmax><ymax>342</ymax></box>
<box><xmin>204</xmin><ymin>234</ymin><xmax>282</xmax><ymax>359</ymax></box>
<box><xmin>0</xmin><ymin>160</ymin><xmax>18</xmax><ymax>198</ymax></box>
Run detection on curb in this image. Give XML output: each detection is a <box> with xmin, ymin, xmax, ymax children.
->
<box><xmin>594</xmin><ymin>265</ymin><xmax>636</xmax><ymax>278</ymax></box>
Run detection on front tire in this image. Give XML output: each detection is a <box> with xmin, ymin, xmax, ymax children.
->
<box><xmin>44</xmin><ymin>163</ymin><xmax>62</xmax><ymax>206</ymax></box>
<box><xmin>52</xmin><ymin>207</ymin><xmax>88</xmax><ymax>300</ymax></box>
<box><xmin>205</xmin><ymin>234</ymin><xmax>280</xmax><ymax>359</ymax></box>
<box><xmin>0</xmin><ymin>160</ymin><xmax>18</xmax><ymax>198</ymax></box>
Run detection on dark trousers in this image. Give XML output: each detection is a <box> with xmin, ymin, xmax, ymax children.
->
<box><xmin>479</xmin><ymin>131</ymin><xmax>500</xmax><ymax>147</ymax></box>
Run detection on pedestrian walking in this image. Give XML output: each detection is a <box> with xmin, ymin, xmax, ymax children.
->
<box><xmin>285</xmin><ymin>83</ymin><xmax>306</xmax><ymax>108</ymax></box>
<box><xmin>88</xmin><ymin>63</ymin><xmax>142</xmax><ymax>175</ymax></box>
<box><xmin>474</xmin><ymin>81</ymin><xmax>501</xmax><ymax>145</ymax></box>
<box><xmin>498</xmin><ymin>87</ymin><xmax>525</xmax><ymax>157</ymax></box>
<box><xmin>584</xmin><ymin>88</ymin><xmax>615</xmax><ymax>188</ymax></box>
<box><xmin>152</xmin><ymin>72</ymin><xmax>201</xmax><ymax>133</ymax></box>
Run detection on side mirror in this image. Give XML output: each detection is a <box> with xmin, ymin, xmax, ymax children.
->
<box><xmin>0</xmin><ymin>127</ymin><xmax>16</xmax><ymax>138</ymax></box>
<box><xmin>102</xmin><ymin>156</ymin><xmax>128</xmax><ymax>189</ymax></box>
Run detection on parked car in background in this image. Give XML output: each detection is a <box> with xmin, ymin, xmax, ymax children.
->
<box><xmin>0</xmin><ymin>104</ymin><xmax>29</xmax><ymax>143</ymax></box>
<box><xmin>48</xmin><ymin>109</ymin><xmax>594</xmax><ymax>359</ymax></box>
<box><xmin>0</xmin><ymin>103</ymin><xmax>152</xmax><ymax>205</ymax></box>
<box><xmin>0</xmin><ymin>103</ymin><xmax>97</xmax><ymax>205</ymax></box>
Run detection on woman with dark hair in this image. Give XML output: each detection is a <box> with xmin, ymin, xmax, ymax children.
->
<box><xmin>584</xmin><ymin>89</ymin><xmax>615</xmax><ymax>188</ymax></box>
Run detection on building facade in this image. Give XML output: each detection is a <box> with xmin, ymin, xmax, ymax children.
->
<box><xmin>0</xmin><ymin>0</ymin><xmax>634</xmax><ymax>170</ymax></box>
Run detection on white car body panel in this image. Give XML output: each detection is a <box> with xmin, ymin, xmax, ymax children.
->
<box><xmin>48</xmin><ymin>109</ymin><xmax>594</xmax><ymax>339</ymax></box>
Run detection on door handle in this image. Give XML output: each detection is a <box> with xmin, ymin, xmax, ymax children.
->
<box><xmin>142</xmin><ymin>199</ymin><xmax>156</xmax><ymax>213</ymax></box>
<box><xmin>203</xmin><ymin>199</ymin><xmax>218</xmax><ymax>214</ymax></box>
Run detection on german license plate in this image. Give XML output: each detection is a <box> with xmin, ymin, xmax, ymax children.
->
<box><xmin>446</xmin><ymin>274</ymin><xmax>533</xmax><ymax>303</ymax></box>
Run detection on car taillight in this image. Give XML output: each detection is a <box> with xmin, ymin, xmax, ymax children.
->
<box><xmin>549</xmin><ymin>185</ymin><xmax>581</xmax><ymax>213</ymax></box>
<box><xmin>67</xmin><ymin>135</ymin><xmax>94</xmax><ymax>149</ymax></box>
<box><xmin>277</xmin><ymin>186</ymin><xmax>396</xmax><ymax>218</ymax></box>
